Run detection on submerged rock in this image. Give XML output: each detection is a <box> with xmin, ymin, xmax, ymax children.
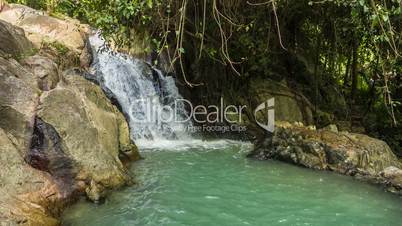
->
<box><xmin>250</xmin><ymin>123</ymin><xmax>402</xmax><ymax>194</ymax></box>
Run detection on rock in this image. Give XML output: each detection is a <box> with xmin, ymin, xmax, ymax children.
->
<box><xmin>27</xmin><ymin>117</ymin><xmax>77</xmax><ymax>191</ymax></box>
<box><xmin>0</xmin><ymin>0</ymin><xmax>9</xmax><ymax>12</ymax></box>
<box><xmin>38</xmin><ymin>39</ymin><xmax>81</xmax><ymax>70</ymax></box>
<box><xmin>0</xmin><ymin>4</ymin><xmax>87</xmax><ymax>53</ymax></box>
<box><xmin>380</xmin><ymin>166</ymin><xmax>402</xmax><ymax>194</ymax></box>
<box><xmin>250</xmin><ymin>124</ymin><xmax>402</xmax><ymax>193</ymax></box>
<box><xmin>0</xmin><ymin>19</ymin><xmax>33</xmax><ymax>59</ymax></box>
<box><xmin>37</xmin><ymin>69</ymin><xmax>139</xmax><ymax>200</ymax></box>
<box><xmin>249</xmin><ymin>78</ymin><xmax>314</xmax><ymax>125</ymax></box>
<box><xmin>0</xmin><ymin>57</ymin><xmax>69</xmax><ymax>225</ymax></box>
<box><xmin>85</xmin><ymin>180</ymin><xmax>106</xmax><ymax>203</ymax></box>
<box><xmin>322</xmin><ymin>124</ymin><xmax>338</xmax><ymax>133</ymax></box>
<box><xmin>0</xmin><ymin>128</ymin><xmax>61</xmax><ymax>225</ymax></box>
<box><xmin>80</xmin><ymin>37</ymin><xmax>93</xmax><ymax>69</ymax></box>
<box><xmin>0</xmin><ymin>57</ymin><xmax>39</xmax><ymax>151</ymax></box>
<box><xmin>23</xmin><ymin>55</ymin><xmax>60</xmax><ymax>91</ymax></box>
<box><xmin>0</xmin><ymin>18</ymin><xmax>139</xmax><ymax>224</ymax></box>
<box><xmin>381</xmin><ymin>166</ymin><xmax>402</xmax><ymax>178</ymax></box>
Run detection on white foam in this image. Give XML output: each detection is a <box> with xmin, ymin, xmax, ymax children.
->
<box><xmin>135</xmin><ymin>139</ymin><xmax>252</xmax><ymax>152</ymax></box>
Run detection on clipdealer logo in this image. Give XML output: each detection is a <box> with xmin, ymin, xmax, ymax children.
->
<box><xmin>130</xmin><ymin>97</ymin><xmax>275</xmax><ymax>132</ymax></box>
<box><xmin>254</xmin><ymin>98</ymin><xmax>275</xmax><ymax>132</ymax></box>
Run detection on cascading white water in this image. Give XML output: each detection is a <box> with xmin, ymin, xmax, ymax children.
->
<box><xmin>89</xmin><ymin>34</ymin><xmax>191</xmax><ymax>142</ymax></box>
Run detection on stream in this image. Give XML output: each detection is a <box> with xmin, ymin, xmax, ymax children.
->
<box><xmin>63</xmin><ymin>140</ymin><xmax>402</xmax><ymax>226</ymax></box>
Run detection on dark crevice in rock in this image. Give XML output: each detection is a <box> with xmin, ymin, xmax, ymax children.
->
<box><xmin>26</xmin><ymin>117</ymin><xmax>77</xmax><ymax>196</ymax></box>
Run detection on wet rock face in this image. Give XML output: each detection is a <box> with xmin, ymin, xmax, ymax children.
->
<box><xmin>27</xmin><ymin>118</ymin><xmax>76</xmax><ymax>194</ymax></box>
<box><xmin>0</xmin><ymin>55</ymin><xmax>139</xmax><ymax>223</ymax></box>
<box><xmin>250</xmin><ymin>123</ymin><xmax>402</xmax><ymax>194</ymax></box>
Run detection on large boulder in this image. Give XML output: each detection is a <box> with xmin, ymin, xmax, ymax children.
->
<box><xmin>38</xmin><ymin>69</ymin><xmax>139</xmax><ymax>202</ymax></box>
<box><xmin>250</xmin><ymin>122</ymin><xmax>402</xmax><ymax>193</ymax></box>
<box><xmin>232</xmin><ymin>78</ymin><xmax>314</xmax><ymax>138</ymax></box>
<box><xmin>252</xmin><ymin>122</ymin><xmax>401</xmax><ymax>173</ymax></box>
<box><xmin>0</xmin><ymin>56</ymin><xmax>139</xmax><ymax>224</ymax></box>
<box><xmin>249</xmin><ymin>79</ymin><xmax>314</xmax><ymax>125</ymax></box>
<box><xmin>0</xmin><ymin>4</ymin><xmax>87</xmax><ymax>53</ymax></box>
<box><xmin>0</xmin><ymin>19</ymin><xmax>33</xmax><ymax>59</ymax></box>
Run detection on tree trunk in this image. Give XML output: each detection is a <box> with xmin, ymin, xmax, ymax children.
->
<box><xmin>350</xmin><ymin>41</ymin><xmax>359</xmax><ymax>101</ymax></box>
<box><xmin>343</xmin><ymin>50</ymin><xmax>352</xmax><ymax>88</ymax></box>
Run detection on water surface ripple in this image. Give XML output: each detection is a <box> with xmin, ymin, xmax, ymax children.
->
<box><xmin>63</xmin><ymin>140</ymin><xmax>402</xmax><ymax>226</ymax></box>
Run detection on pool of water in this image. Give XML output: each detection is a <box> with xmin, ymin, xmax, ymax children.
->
<box><xmin>62</xmin><ymin>140</ymin><xmax>402</xmax><ymax>226</ymax></box>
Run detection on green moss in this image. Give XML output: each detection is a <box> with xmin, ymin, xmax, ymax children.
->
<box><xmin>14</xmin><ymin>47</ymin><xmax>39</xmax><ymax>61</ymax></box>
<box><xmin>49</xmin><ymin>11</ymin><xmax>68</xmax><ymax>20</ymax></box>
<box><xmin>43</xmin><ymin>41</ymin><xmax>69</xmax><ymax>56</ymax></box>
<box><xmin>39</xmin><ymin>40</ymin><xmax>80</xmax><ymax>68</ymax></box>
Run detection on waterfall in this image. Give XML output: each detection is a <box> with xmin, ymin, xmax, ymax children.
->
<box><xmin>88</xmin><ymin>34</ymin><xmax>191</xmax><ymax>142</ymax></box>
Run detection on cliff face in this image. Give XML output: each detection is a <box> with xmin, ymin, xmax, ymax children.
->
<box><xmin>0</xmin><ymin>3</ymin><xmax>139</xmax><ymax>225</ymax></box>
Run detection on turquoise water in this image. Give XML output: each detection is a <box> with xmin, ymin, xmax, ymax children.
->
<box><xmin>63</xmin><ymin>140</ymin><xmax>402</xmax><ymax>226</ymax></box>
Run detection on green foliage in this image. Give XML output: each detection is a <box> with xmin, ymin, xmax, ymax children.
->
<box><xmin>51</xmin><ymin>0</ymin><xmax>159</xmax><ymax>50</ymax></box>
<box><xmin>45</xmin><ymin>41</ymin><xmax>69</xmax><ymax>55</ymax></box>
<box><xmin>9</xmin><ymin>0</ymin><xmax>47</xmax><ymax>9</ymax></box>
